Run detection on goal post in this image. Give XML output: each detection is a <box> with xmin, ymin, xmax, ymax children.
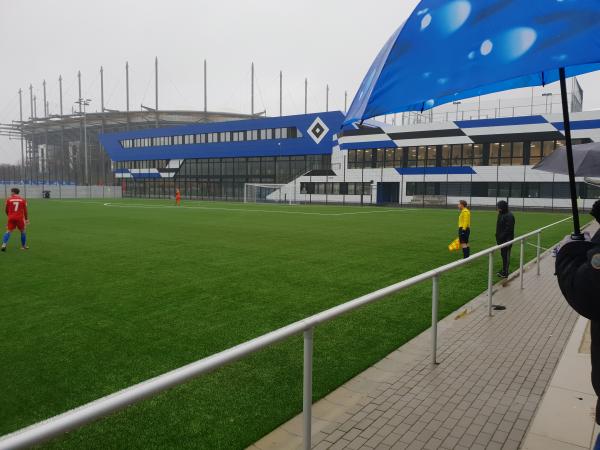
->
<box><xmin>244</xmin><ymin>183</ymin><xmax>292</xmax><ymax>204</ymax></box>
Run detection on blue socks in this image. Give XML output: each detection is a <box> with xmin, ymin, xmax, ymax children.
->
<box><xmin>1</xmin><ymin>232</ymin><xmax>26</xmax><ymax>247</ymax></box>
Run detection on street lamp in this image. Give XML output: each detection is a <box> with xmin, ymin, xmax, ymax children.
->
<box><xmin>542</xmin><ymin>93</ymin><xmax>553</xmax><ymax>114</ymax></box>
<box><xmin>453</xmin><ymin>101</ymin><xmax>461</xmax><ymax>120</ymax></box>
<box><xmin>75</xmin><ymin>98</ymin><xmax>91</xmax><ymax>185</ymax></box>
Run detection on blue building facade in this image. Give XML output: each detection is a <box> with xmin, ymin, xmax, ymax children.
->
<box><xmin>99</xmin><ymin>112</ymin><xmax>344</xmax><ymax>200</ymax></box>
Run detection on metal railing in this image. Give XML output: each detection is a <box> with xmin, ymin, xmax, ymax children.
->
<box><xmin>0</xmin><ymin>216</ymin><xmax>573</xmax><ymax>450</ymax></box>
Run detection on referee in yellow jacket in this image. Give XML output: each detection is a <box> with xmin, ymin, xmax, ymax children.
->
<box><xmin>458</xmin><ymin>200</ymin><xmax>471</xmax><ymax>259</ymax></box>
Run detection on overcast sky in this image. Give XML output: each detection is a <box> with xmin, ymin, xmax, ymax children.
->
<box><xmin>1</xmin><ymin>0</ymin><xmax>600</xmax><ymax>164</ymax></box>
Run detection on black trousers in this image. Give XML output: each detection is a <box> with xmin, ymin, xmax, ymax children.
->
<box><xmin>500</xmin><ymin>245</ymin><xmax>512</xmax><ymax>275</ymax></box>
<box><xmin>592</xmin><ymin>321</ymin><xmax>600</xmax><ymax>424</ymax></box>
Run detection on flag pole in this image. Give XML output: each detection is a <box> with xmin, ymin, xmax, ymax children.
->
<box><xmin>558</xmin><ymin>67</ymin><xmax>583</xmax><ymax>239</ymax></box>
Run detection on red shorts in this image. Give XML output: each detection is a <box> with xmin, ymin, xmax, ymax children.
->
<box><xmin>7</xmin><ymin>217</ymin><xmax>25</xmax><ymax>232</ymax></box>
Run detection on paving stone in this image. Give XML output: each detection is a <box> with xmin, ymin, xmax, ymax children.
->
<box><xmin>381</xmin><ymin>432</ymin><xmax>402</xmax><ymax>447</ymax></box>
<box><xmin>328</xmin><ymin>440</ymin><xmax>349</xmax><ymax>450</ymax></box>
<box><xmin>324</xmin><ymin>430</ymin><xmax>345</xmax><ymax>443</ymax></box>
<box><xmin>364</xmin><ymin>433</ymin><xmax>386</xmax><ymax>448</ymax></box>
<box><xmin>399</xmin><ymin>430</ymin><xmax>419</xmax><ymax>444</ymax></box>
<box><xmin>492</xmin><ymin>429</ymin><xmax>509</xmax><ymax>443</ymax></box>
<box><xmin>457</xmin><ymin>433</ymin><xmax>477</xmax><ymax>447</ymax></box>
<box><xmin>312</xmin><ymin>441</ymin><xmax>331</xmax><ymax>450</ymax></box>
<box><xmin>441</xmin><ymin>435</ymin><xmax>460</xmax><ymax>449</ymax></box>
<box><xmin>346</xmin><ymin>436</ymin><xmax>367</xmax><ymax>449</ymax></box>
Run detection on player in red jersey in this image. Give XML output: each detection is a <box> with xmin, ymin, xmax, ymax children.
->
<box><xmin>175</xmin><ymin>189</ymin><xmax>181</xmax><ymax>206</ymax></box>
<box><xmin>2</xmin><ymin>188</ymin><xmax>29</xmax><ymax>252</ymax></box>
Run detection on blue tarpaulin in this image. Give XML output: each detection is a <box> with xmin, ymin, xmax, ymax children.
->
<box><xmin>345</xmin><ymin>0</ymin><xmax>600</xmax><ymax>125</ymax></box>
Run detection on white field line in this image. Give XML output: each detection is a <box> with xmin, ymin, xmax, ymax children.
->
<box><xmin>526</xmin><ymin>241</ymin><xmax>551</xmax><ymax>251</ymax></box>
<box><xmin>100</xmin><ymin>202</ymin><xmax>417</xmax><ymax>216</ymax></box>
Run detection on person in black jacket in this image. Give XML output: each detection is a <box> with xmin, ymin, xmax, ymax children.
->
<box><xmin>556</xmin><ymin>200</ymin><xmax>600</xmax><ymax>425</ymax></box>
<box><xmin>495</xmin><ymin>200</ymin><xmax>515</xmax><ymax>278</ymax></box>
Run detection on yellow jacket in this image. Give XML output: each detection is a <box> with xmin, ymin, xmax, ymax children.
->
<box><xmin>458</xmin><ymin>208</ymin><xmax>471</xmax><ymax>230</ymax></box>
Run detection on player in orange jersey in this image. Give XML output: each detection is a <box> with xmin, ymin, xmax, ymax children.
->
<box><xmin>175</xmin><ymin>189</ymin><xmax>181</xmax><ymax>206</ymax></box>
<box><xmin>2</xmin><ymin>188</ymin><xmax>29</xmax><ymax>252</ymax></box>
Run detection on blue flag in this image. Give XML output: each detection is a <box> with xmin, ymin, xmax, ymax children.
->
<box><xmin>345</xmin><ymin>0</ymin><xmax>600</xmax><ymax>125</ymax></box>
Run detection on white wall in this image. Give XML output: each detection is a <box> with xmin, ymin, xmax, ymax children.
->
<box><xmin>1</xmin><ymin>185</ymin><xmax>122</xmax><ymax>199</ymax></box>
<box><xmin>271</xmin><ymin>143</ymin><xmax>596</xmax><ymax>208</ymax></box>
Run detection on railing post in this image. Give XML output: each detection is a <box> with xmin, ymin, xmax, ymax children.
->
<box><xmin>520</xmin><ymin>239</ymin><xmax>525</xmax><ymax>289</ymax></box>
<box><xmin>303</xmin><ymin>328</ymin><xmax>314</xmax><ymax>450</ymax></box>
<box><xmin>488</xmin><ymin>252</ymin><xmax>494</xmax><ymax>317</ymax></box>
<box><xmin>536</xmin><ymin>232</ymin><xmax>542</xmax><ymax>276</ymax></box>
<box><xmin>432</xmin><ymin>274</ymin><xmax>440</xmax><ymax>364</ymax></box>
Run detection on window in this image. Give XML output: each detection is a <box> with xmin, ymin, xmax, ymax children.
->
<box><xmin>441</xmin><ymin>145</ymin><xmax>451</xmax><ymax>166</ymax></box>
<box><xmin>356</xmin><ymin>150</ymin><xmax>364</xmax><ymax>169</ymax></box>
<box><xmin>500</xmin><ymin>143</ymin><xmax>511</xmax><ymax>165</ymax></box>
<box><xmin>473</xmin><ymin>144</ymin><xmax>483</xmax><ymax>166</ymax></box>
<box><xmin>426</xmin><ymin>146</ymin><xmax>437</xmax><ymax>167</ymax></box>
<box><xmin>543</xmin><ymin>140</ymin><xmax>555</xmax><ymax>157</ymax></box>
<box><xmin>526</xmin><ymin>183</ymin><xmax>540</xmax><ymax>198</ymax></box>
<box><xmin>451</xmin><ymin>145</ymin><xmax>462</xmax><ymax>166</ymax></box>
<box><xmin>384</xmin><ymin>148</ymin><xmax>395</xmax><ymax>168</ymax></box>
<box><xmin>407</xmin><ymin>147</ymin><xmax>418</xmax><ymax>167</ymax></box>
<box><xmin>529</xmin><ymin>141</ymin><xmax>542</xmax><ymax>165</ymax></box>
<box><xmin>512</xmin><ymin>142</ymin><xmax>524</xmax><ymax>165</ymax></box>
<box><xmin>364</xmin><ymin>149</ymin><xmax>376</xmax><ymax>168</ymax></box>
<box><xmin>299</xmin><ymin>182</ymin><xmax>370</xmax><ymax>196</ymax></box>
<box><xmin>348</xmin><ymin>150</ymin><xmax>357</xmax><ymax>169</ymax></box>
<box><xmin>511</xmin><ymin>182</ymin><xmax>523</xmax><ymax>198</ymax></box>
<box><xmin>173</xmin><ymin>135</ymin><xmax>183</xmax><ymax>145</ymax></box>
<box><xmin>489</xmin><ymin>143</ymin><xmax>500</xmax><ymax>166</ymax></box>
<box><xmin>462</xmin><ymin>144</ymin><xmax>473</xmax><ymax>166</ymax></box>
<box><xmin>417</xmin><ymin>146</ymin><xmax>427</xmax><ymax>167</ymax></box>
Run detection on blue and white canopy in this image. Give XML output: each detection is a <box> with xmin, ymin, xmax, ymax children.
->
<box><xmin>345</xmin><ymin>0</ymin><xmax>600</xmax><ymax>125</ymax></box>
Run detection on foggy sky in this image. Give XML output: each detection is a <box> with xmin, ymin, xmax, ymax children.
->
<box><xmin>1</xmin><ymin>0</ymin><xmax>599</xmax><ymax>164</ymax></box>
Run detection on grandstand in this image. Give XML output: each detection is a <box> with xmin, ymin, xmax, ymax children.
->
<box><xmin>0</xmin><ymin>110</ymin><xmax>260</xmax><ymax>186</ymax></box>
<box><xmin>98</xmin><ymin>107</ymin><xmax>600</xmax><ymax>209</ymax></box>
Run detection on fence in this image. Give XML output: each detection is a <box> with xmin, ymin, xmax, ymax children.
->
<box><xmin>0</xmin><ymin>217</ymin><xmax>573</xmax><ymax>450</ymax></box>
<box><xmin>1</xmin><ymin>184</ymin><xmax>122</xmax><ymax>199</ymax></box>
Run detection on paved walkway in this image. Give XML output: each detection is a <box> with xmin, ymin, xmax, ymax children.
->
<box><xmin>522</xmin><ymin>316</ymin><xmax>597</xmax><ymax>449</ymax></box>
<box><xmin>250</xmin><ymin>236</ymin><xmax>584</xmax><ymax>450</ymax></box>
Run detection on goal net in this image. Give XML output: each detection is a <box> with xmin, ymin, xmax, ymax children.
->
<box><xmin>244</xmin><ymin>183</ymin><xmax>291</xmax><ymax>204</ymax></box>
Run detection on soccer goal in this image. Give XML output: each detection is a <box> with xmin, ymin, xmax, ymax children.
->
<box><xmin>244</xmin><ymin>183</ymin><xmax>292</xmax><ymax>204</ymax></box>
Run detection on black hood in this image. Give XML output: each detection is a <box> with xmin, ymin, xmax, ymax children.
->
<box><xmin>592</xmin><ymin>199</ymin><xmax>600</xmax><ymax>223</ymax></box>
<box><xmin>497</xmin><ymin>200</ymin><xmax>509</xmax><ymax>214</ymax></box>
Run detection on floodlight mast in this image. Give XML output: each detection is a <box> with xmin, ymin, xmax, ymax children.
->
<box><xmin>75</xmin><ymin>98</ymin><xmax>92</xmax><ymax>185</ymax></box>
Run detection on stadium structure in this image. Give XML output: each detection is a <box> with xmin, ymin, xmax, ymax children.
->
<box><xmin>2</xmin><ymin>67</ymin><xmax>599</xmax><ymax>209</ymax></box>
<box><xmin>97</xmin><ymin>81</ymin><xmax>600</xmax><ymax>209</ymax></box>
<box><xmin>0</xmin><ymin>60</ymin><xmax>263</xmax><ymax>186</ymax></box>
<box><xmin>0</xmin><ymin>110</ymin><xmax>261</xmax><ymax>186</ymax></box>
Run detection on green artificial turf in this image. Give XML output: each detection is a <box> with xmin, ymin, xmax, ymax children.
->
<box><xmin>0</xmin><ymin>199</ymin><xmax>575</xmax><ymax>449</ymax></box>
